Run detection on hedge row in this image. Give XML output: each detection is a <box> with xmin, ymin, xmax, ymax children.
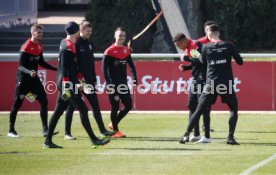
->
<box><xmin>201</xmin><ymin>0</ymin><xmax>276</xmax><ymax>51</ymax></box>
<box><xmin>85</xmin><ymin>0</ymin><xmax>156</xmax><ymax>52</ymax></box>
<box><xmin>86</xmin><ymin>0</ymin><xmax>276</xmax><ymax>52</ymax></box>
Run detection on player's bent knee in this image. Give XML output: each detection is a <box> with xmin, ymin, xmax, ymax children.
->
<box><xmin>122</xmin><ymin>99</ymin><xmax>132</xmax><ymax>110</ymax></box>
<box><xmin>111</xmin><ymin>102</ymin><xmax>119</xmax><ymax>111</ymax></box>
<box><xmin>54</xmin><ymin>110</ymin><xmax>65</xmax><ymax>117</ymax></box>
<box><xmin>125</xmin><ymin>102</ymin><xmax>132</xmax><ymax>111</ymax></box>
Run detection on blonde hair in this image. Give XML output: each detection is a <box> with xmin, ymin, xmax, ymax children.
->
<box><xmin>80</xmin><ymin>21</ymin><xmax>92</xmax><ymax>30</ymax></box>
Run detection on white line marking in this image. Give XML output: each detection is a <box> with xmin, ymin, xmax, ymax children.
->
<box><xmin>239</xmin><ymin>154</ymin><xmax>276</xmax><ymax>175</ymax></box>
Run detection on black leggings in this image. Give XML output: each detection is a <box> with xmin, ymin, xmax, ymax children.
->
<box><xmin>186</xmin><ymin>90</ymin><xmax>238</xmax><ymax>138</ymax></box>
<box><xmin>65</xmin><ymin>92</ymin><xmax>106</xmax><ymax>135</ymax></box>
<box><xmin>45</xmin><ymin>92</ymin><xmax>98</xmax><ymax>144</ymax></box>
<box><xmin>108</xmin><ymin>91</ymin><xmax>132</xmax><ymax>131</ymax></box>
<box><xmin>187</xmin><ymin>83</ymin><xmax>211</xmax><ymax>138</ymax></box>
<box><xmin>9</xmin><ymin>79</ymin><xmax>48</xmax><ymax>132</ymax></box>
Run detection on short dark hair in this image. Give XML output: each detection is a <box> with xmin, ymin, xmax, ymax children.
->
<box><xmin>204</xmin><ymin>20</ymin><xmax>216</xmax><ymax>29</ymax></box>
<box><xmin>31</xmin><ymin>24</ymin><xmax>43</xmax><ymax>33</ymax></box>
<box><xmin>173</xmin><ymin>33</ymin><xmax>187</xmax><ymax>42</ymax></box>
<box><xmin>115</xmin><ymin>27</ymin><xmax>126</xmax><ymax>32</ymax></box>
<box><xmin>65</xmin><ymin>21</ymin><xmax>79</xmax><ymax>35</ymax></box>
<box><xmin>207</xmin><ymin>24</ymin><xmax>220</xmax><ymax>32</ymax></box>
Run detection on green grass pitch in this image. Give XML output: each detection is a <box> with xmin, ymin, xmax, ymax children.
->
<box><xmin>0</xmin><ymin>113</ymin><xmax>276</xmax><ymax>175</ymax></box>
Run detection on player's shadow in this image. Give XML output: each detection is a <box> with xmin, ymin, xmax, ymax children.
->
<box><xmin>242</xmin><ymin>142</ymin><xmax>276</xmax><ymax>146</ymax></box>
<box><xmin>0</xmin><ymin>151</ymin><xmax>29</xmax><ymax>155</ymax></box>
<box><xmin>107</xmin><ymin>147</ymin><xmax>233</xmax><ymax>152</ymax></box>
<box><xmin>123</xmin><ymin>136</ymin><xmax>258</xmax><ymax>142</ymax></box>
<box><xmin>72</xmin><ymin>136</ymin><xmax>178</xmax><ymax>142</ymax></box>
<box><xmin>238</xmin><ymin>131</ymin><xmax>276</xmax><ymax>134</ymax></box>
<box><xmin>215</xmin><ymin>130</ymin><xmax>276</xmax><ymax>134</ymax></box>
<box><xmin>121</xmin><ymin>136</ymin><xmax>179</xmax><ymax>142</ymax></box>
<box><xmin>211</xmin><ymin>137</ymin><xmax>258</xmax><ymax>141</ymax></box>
<box><xmin>106</xmin><ymin>147</ymin><xmax>202</xmax><ymax>151</ymax></box>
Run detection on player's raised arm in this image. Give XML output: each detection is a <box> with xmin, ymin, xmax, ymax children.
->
<box><xmin>38</xmin><ymin>53</ymin><xmax>57</xmax><ymax>71</ymax></box>
<box><xmin>230</xmin><ymin>43</ymin><xmax>243</xmax><ymax>65</ymax></box>
<box><xmin>181</xmin><ymin>63</ymin><xmax>193</xmax><ymax>71</ymax></box>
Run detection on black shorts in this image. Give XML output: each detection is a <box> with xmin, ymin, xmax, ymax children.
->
<box><xmin>188</xmin><ymin>82</ymin><xmax>216</xmax><ymax>107</ymax></box>
<box><xmin>14</xmin><ymin>78</ymin><xmax>46</xmax><ymax>100</ymax></box>
<box><xmin>107</xmin><ymin>85</ymin><xmax>132</xmax><ymax>107</ymax></box>
<box><xmin>199</xmin><ymin>85</ymin><xmax>238</xmax><ymax>111</ymax></box>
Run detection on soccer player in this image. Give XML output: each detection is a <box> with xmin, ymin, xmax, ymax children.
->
<box><xmin>197</xmin><ymin>20</ymin><xmax>217</xmax><ymax>133</ymax></box>
<box><xmin>102</xmin><ymin>27</ymin><xmax>137</xmax><ymax>138</ymax></box>
<box><xmin>173</xmin><ymin>33</ymin><xmax>211</xmax><ymax>143</ymax></box>
<box><xmin>197</xmin><ymin>20</ymin><xmax>216</xmax><ymax>44</ymax></box>
<box><xmin>64</xmin><ymin>21</ymin><xmax>114</xmax><ymax>140</ymax></box>
<box><xmin>43</xmin><ymin>21</ymin><xmax>110</xmax><ymax>148</ymax></box>
<box><xmin>179</xmin><ymin>24</ymin><xmax>243</xmax><ymax>145</ymax></box>
<box><xmin>8</xmin><ymin>24</ymin><xmax>58</xmax><ymax>138</ymax></box>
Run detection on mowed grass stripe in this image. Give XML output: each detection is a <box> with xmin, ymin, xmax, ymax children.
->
<box><xmin>0</xmin><ymin>151</ymin><xmax>193</xmax><ymax>156</ymax></box>
<box><xmin>1</xmin><ymin>113</ymin><xmax>276</xmax><ymax>175</ymax></box>
<box><xmin>239</xmin><ymin>154</ymin><xmax>276</xmax><ymax>175</ymax></box>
